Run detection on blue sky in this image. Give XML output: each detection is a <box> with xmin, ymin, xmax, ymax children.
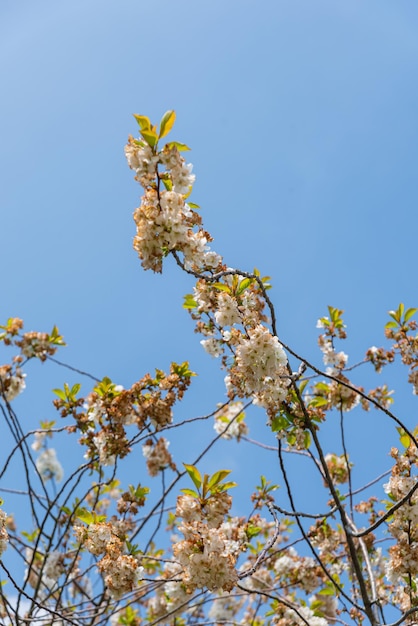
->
<box><xmin>1</xmin><ymin>0</ymin><xmax>418</xmax><ymax>619</ymax></box>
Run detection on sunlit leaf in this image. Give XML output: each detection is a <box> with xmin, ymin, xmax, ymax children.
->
<box><xmin>159</xmin><ymin>110</ymin><xmax>176</xmax><ymax>139</ymax></box>
<box><xmin>166</xmin><ymin>141</ymin><xmax>191</xmax><ymax>151</ymax></box>
<box><xmin>183</xmin><ymin>463</ymin><xmax>202</xmax><ymax>490</ymax></box>
<box><xmin>207</xmin><ymin>469</ymin><xmax>231</xmax><ymax>491</ymax></box>
<box><xmin>133</xmin><ymin>114</ymin><xmax>152</xmax><ymax>131</ymax></box>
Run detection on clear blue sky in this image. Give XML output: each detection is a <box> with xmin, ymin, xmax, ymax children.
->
<box><xmin>1</xmin><ymin>0</ymin><xmax>418</xmax><ymax>618</ymax></box>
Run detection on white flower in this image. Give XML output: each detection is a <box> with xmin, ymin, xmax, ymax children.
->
<box><xmin>214</xmin><ymin>293</ymin><xmax>241</xmax><ymax>327</ymax></box>
<box><xmin>201</xmin><ymin>338</ymin><xmax>223</xmax><ymax>357</ymax></box>
<box><xmin>36</xmin><ymin>448</ymin><xmax>64</xmax><ymax>482</ymax></box>
<box><xmin>214</xmin><ymin>402</ymin><xmax>248</xmax><ymax>440</ymax></box>
<box><xmin>31</xmin><ymin>430</ymin><xmax>47</xmax><ymax>452</ymax></box>
<box><xmin>0</xmin><ymin>510</ymin><xmax>8</xmax><ymax>557</ymax></box>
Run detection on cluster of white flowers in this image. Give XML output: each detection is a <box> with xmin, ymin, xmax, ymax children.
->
<box><xmin>173</xmin><ymin>520</ymin><xmax>238</xmax><ymax>592</ymax></box>
<box><xmin>36</xmin><ymin>448</ymin><xmax>63</xmax><ymax>482</ymax></box>
<box><xmin>274</xmin><ymin>547</ymin><xmax>322</xmax><ymax>593</ymax></box>
<box><xmin>225</xmin><ymin>326</ymin><xmax>289</xmax><ymax>416</ymax></box>
<box><xmin>318</xmin><ymin>335</ymin><xmax>348</xmax><ymax>373</ymax></box>
<box><xmin>82</xmin><ymin>385</ymin><xmax>137</xmax><ymax>466</ymax></box>
<box><xmin>75</xmin><ymin>521</ymin><xmax>144</xmax><ymax>600</ymax></box>
<box><xmin>0</xmin><ymin>365</ymin><xmax>26</xmax><ymax>402</ymax></box>
<box><xmin>324</xmin><ymin>453</ymin><xmax>350</xmax><ymax>484</ymax></box>
<box><xmin>98</xmin><ymin>552</ymin><xmax>144</xmax><ymax>600</ymax></box>
<box><xmin>90</xmin><ymin>431</ymin><xmax>116</xmax><ymax>467</ymax></box>
<box><xmin>279</xmin><ymin>605</ymin><xmax>329</xmax><ymax>626</ymax></box>
<box><xmin>409</xmin><ymin>367</ymin><xmax>418</xmax><ymax>395</ymax></box>
<box><xmin>384</xmin><ymin>451</ymin><xmax>418</xmax><ymax>583</ymax></box>
<box><xmin>142</xmin><ymin>437</ymin><xmax>174</xmax><ymax>476</ymax></box>
<box><xmin>200</xmin><ymin>337</ymin><xmax>224</xmax><ymax>358</ymax></box>
<box><xmin>160</xmin><ymin>145</ymin><xmax>196</xmax><ymax>194</ymax></box>
<box><xmin>74</xmin><ymin>522</ymin><xmax>120</xmax><ymax>556</ymax></box>
<box><xmin>172</xmin><ymin>492</ymin><xmax>242</xmax><ymax>592</ymax></box>
<box><xmin>213</xmin><ymin>401</ymin><xmax>248</xmax><ymax>440</ymax></box>
<box><xmin>146</xmin><ymin>562</ymin><xmax>190</xmax><ymax>624</ymax></box>
<box><xmin>125</xmin><ymin>138</ymin><xmax>159</xmax><ymax>187</ymax></box>
<box><xmin>0</xmin><ymin>510</ymin><xmax>8</xmax><ymax>557</ymax></box>
<box><xmin>41</xmin><ymin>551</ymin><xmax>66</xmax><ymax>590</ymax></box>
<box><xmin>31</xmin><ymin>429</ymin><xmax>47</xmax><ymax>452</ymax></box>
<box><xmin>126</xmin><ymin>134</ymin><xmax>222</xmax><ymax>274</ymax></box>
<box><xmin>18</xmin><ymin>331</ymin><xmax>51</xmax><ymax>360</ymax></box>
<box><xmin>214</xmin><ymin>292</ymin><xmax>242</xmax><ymax>327</ymax></box>
<box><xmin>235</xmin><ymin>326</ymin><xmax>287</xmax><ymax>392</ymax></box>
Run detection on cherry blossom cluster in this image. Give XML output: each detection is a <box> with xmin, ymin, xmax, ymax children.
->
<box><xmin>145</xmin><ymin>561</ymin><xmax>190</xmax><ymax>623</ymax></box>
<box><xmin>125</xmin><ymin>116</ymin><xmax>222</xmax><ymax>273</ymax></box>
<box><xmin>35</xmin><ymin>447</ymin><xmax>64</xmax><ymax>483</ymax></box>
<box><xmin>0</xmin><ymin>510</ymin><xmax>8</xmax><ymax>558</ymax></box>
<box><xmin>213</xmin><ymin>401</ymin><xmax>248</xmax><ymax>439</ymax></box>
<box><xmin>324</xmin><ymin>452</ymin><xmax>350</xmax><ymax>485</ymax></box>
<box><xmin>0</xmin><ymin>318</ymin><xmax>65</xmax><ymax>405</ymax></box>
<box><xmin>0</xmin><ymin>364</ymin><xmax>26</xmax><ymax>402</ymax></box>
<box><xmin>172</xmin><ymin>492</ymin><xmax>243</xmax><ymax>592</ymax></box>
<box><xmin>53</xmin><ymin>363</ymin><xmax>193</xmax><ymax>467</ymax></box>
<box><xmin>142</xmin><ymin>436</ymin><xmax>175</xmax><ymax>476</ymax></box>
<box><xmin>316</xmin><ymin>307</ymin><xmax>348</xmax><ymax>372</ymax></box>
<box><xmin>187</xmin><ymin>275</ymin><xmax>291</xmax><ymax>420</ymax></box>
<box><xmin>384</xmin><ymin>306</ymin><xmax>418</xmax><ymax>395</ymax></box>
<box><xmin>384</xmin><ymin>445</ymin><xmax>418</xmax><ymax>593</ymax></box>
<box><xmin>74</xmin><ymin>521</ymin><xmax>144</xmax><ymax>600</ymax></box>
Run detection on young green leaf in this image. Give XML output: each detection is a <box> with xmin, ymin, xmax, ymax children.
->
<box><xmin>183</xmin><ymin>463</ymin><xmax>202</xmax><ymax>491</ymax></box>
<box><xmin>140</xmin><ymin>129</ymin><xmax>158</xmax><ymax>148</ymax></box>
<box><xmin>404</xmin><ymin>307</ymin><xmax>418</xmax><ymax>322</ymax></box>
<box><xmin>159</xmin><ymin>110</ymin><xmax>176</xmax><ymax>139</ymax></box>
<box><xmin>207</xmin><ymin>469</ymin><xmax>231</xmax><ymax>491</ymax></box>
<box><xmin>133</xmin><ymin>114</ymin><xmax>152</xmax><ymax>131</ymax></box>
<box><xmin>166</xmin><ymin>141</ymin><xmax>191</xmax><ymax>151</ymax></box>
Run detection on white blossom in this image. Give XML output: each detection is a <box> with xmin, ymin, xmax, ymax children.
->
<box><xmin>36</xmin><ymin>448</ymin><xmax>63</xmax><ymax>482</ymax></box>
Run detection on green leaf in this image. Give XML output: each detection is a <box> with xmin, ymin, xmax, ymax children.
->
<box><xmin>212</xmin><ymin>282</ymin><xmax>231</xmax><ymax>294</ymax></box>
<box><xmin>404</xmin><ymin>307</ymin><xmax>418</xmax><ymax>322</ymax></box>
<box><xmin>71</xmin><ymin>383</ymin><xmax>81</xmax><ymax>396</ymax></box>
<box><xmin>235</xmin><ymin>278</ymin><xmax>252</xmax><ymax>297</ymax></box>
<box><xmin>183</xmin><ymin>463</ymin><xmax>202</xmax><ymax>490</ymax></box>
<box><xmin>384</xmin><ymin>320</ymin><xmax>398</xmax><ymax>329</ymax></box>
<box><xmin>309</xmin><ymin>396</ymin><xmax>329</xmax><ymax>408</ymax></box>
<box><xmin>397</xmin><ymin>427</ymin><xmax>411</xmax><ymax>449</ymax></box>
<box><xmin>271</xmin><ymin>415</ymin><xmax>290</xmax><ymax>432</ymax></box>
<box><xmin>207</xmin><ymin>469</ymin><xmax>231</xmax><ymax>491</ymax></box>
<box><xmin>162</xmin><ymin>178</ymin><xmax>173</xmax><ymax>191</ymax></box>
<box><xmin>216</xmin><ymin>481</ymin><xmax>237</xmax><ymax>492</ymax></box>
<box><xmin>299</xmin><ymin>379</ymin><xmax>309</xmax><ymax>393</ymax></box>
<box><xmin>183</xmin><ymin>294</ymin><xmax>197</xmax><ymax>310</ymax></box>
<box><xmin>140</xmin><ymin>129</ymin><xmax>158</xmax><ymax>148</ymax></box>
<box><xmin>187</xmin><ymin>202</ymin><xmax>200</xmax><ymax>209</ymax></box>
<box><xmin>75</xmin><ymin>508</ymin><xmax>94</xmax><ymax>525</ymax></box>
<box><xmin>180</xmin><ymin>488</ymin><xmax>199</xmax><ymax>498</ymax></box>
<box><xmin>52</xmin><ymin>388</ymin><xmax>67</xmax><ymax>401</ymax></box>
<box><xmin>49</xmin><ymin>325</ymin><xmax>66</xmax><ymax>346</ymax></box>
<box><xmin>318</xmin><ymin>582</ymin><xmax>337</xmax><ymax>596</ymax></box>
<box><xmin>171</xmin><ymin>361</ymin><xmax>196</xmax><ymax>377</ymax></box>
<box><xmin>159</xmin><ymin>110</ymin><xmax>176</xmax><ymax>139</ymax></box>
<box><xmin>126</xmin><ymin>540</ymin><xmax>141</xmax><ymax>556</ymax></box>
<box><xmin>166</xmin><ymin>141</ymin><xmax>190</xmax><ymax>151</ymax></box>
<box><xmin>246</xmin><ymin>523</ymin><xmax>262</xmax><ymax>539</ymax></box>
<box><xmin>133</xmin><ymin>114</ymin><xmax>152</xmax><ymax>131</ymax></box>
